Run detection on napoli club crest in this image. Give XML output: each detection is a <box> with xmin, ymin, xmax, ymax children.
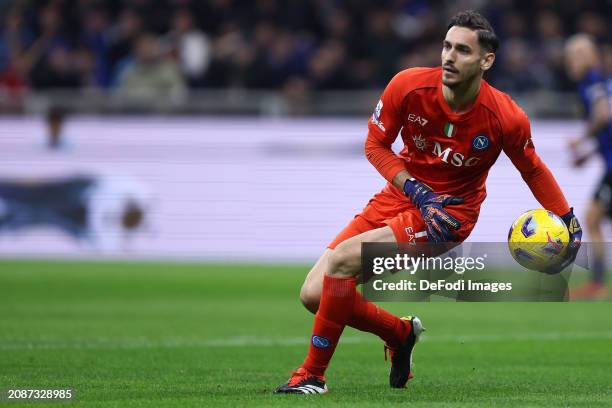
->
<box><xmin>311</xmin><ymin>335</ymin><xmax>331</xmax><ymax>348</ymax></box>
<box><xmin>472</xmin><ymin>135</ymin><xmax>489</xmax><ymax>151</ymax></box>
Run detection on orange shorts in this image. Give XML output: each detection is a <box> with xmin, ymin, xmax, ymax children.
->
<box><xmin>328</xmin><ymin>184</ymin><xmax>479</xmax><ymax>249</ymax></box>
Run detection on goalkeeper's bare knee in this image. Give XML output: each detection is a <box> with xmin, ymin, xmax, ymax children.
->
<box><xmin>299</xmin><ymin>283</ymin><xmax>320</xmax><ymax>313</ymax></box>
<box><xmin>327</xmin><ymin>242</ymin><xmax>361</xmax><ymax>278</ymax></box>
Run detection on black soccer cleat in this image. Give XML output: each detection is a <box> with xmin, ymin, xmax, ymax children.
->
<box><xmin>387</xmin><ymin>316</ymin><xmax>425</xmax><ymax>388</ymax></box>
<box><xmin>274</xmin><ymin>367</ymin><xmax>328</xmax><ymax>395</ymax></box>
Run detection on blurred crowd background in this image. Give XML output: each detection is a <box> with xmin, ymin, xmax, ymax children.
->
<box><xmin>0</xmin><ymin>0</ymin><xmax>608</xmax><ymax>265</ymax></box>
<box><xmin>0</xmin><ymin>0</ymin><xmax>611</xmax><ymax>114</ymax></box>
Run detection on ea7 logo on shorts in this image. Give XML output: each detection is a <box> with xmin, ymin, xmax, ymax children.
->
<box><xmin>311</xmin><ymin>335</ymin><xmax>331</xmax><ymax>349</ymax></box>
<box><xmin>472</xmin><ymin>135</ymin><xmax>489</xmax><ymax>151</ymax></box>
<box><xmin>405</xmin><ymin>227</ymin><xmax>416</xmax><ymax>245</ymax></box>
<box><xmin>405</xmin><ymin>227</ymin><xmax>427</xmax><ymax>244</ymax></box>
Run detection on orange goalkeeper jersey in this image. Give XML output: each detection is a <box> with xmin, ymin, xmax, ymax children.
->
<box><xmin>366</xmin><ymin>66</ymin><xmax>569</xmax><ymax>216</ymax></box>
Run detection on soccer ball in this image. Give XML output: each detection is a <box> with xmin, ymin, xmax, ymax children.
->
<box><xmin>508</xmin><ymin>209</ymin><xmax>569</xmax><ymax>272</ymax></box>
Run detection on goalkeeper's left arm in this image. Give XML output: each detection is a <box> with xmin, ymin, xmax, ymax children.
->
<box><xmin>503</xmin><ymin>113</ymin><xmax>582</xmax><ymax>272</ymax></box>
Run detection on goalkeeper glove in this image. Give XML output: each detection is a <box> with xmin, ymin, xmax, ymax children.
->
<box><xmin>403</xmin><ymin>178</ymin><xmax>464</xmax><ymax>243</ymax></box>
<box><xmin>542</xmin><ymin>207</ymin><xmax>583</xmax><ymax>275</ymax></box>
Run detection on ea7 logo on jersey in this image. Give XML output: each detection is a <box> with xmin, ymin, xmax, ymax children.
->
<box><xmin>407</xmin><ymin>113</ymin><xmax>428</xmax><ymax>126</ymax></box>
<box><xmin>432</xmin><ymin>141</ymin><xmax>481</xmax><ymax>167</ymax></box>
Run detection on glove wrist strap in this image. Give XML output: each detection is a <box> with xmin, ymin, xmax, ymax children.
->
<box><xmin>403</xmin><ymin>178</ymin><xmax>430</xmax><ymax>208</ymax></box>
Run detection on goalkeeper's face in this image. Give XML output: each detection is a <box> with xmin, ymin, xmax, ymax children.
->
<box><xmin>441</xmin><ymin>26</ymin><xmax>493</xmax><ymax>89</ymax></box>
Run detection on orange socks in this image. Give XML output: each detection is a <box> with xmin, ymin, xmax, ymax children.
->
<box><xmin>302</xmin><ymin>275</ymin><xmax>356</xmax><ymax>377</ymax></box>
<box><xmin>302</xmin><ymin>275</ymin><xmax>411</xmax><ymax>378</ymax></box>
<box><xmin>348</xmin><ymin>291</ymin><xmax>411</xmax><ymax>348</ymax></box>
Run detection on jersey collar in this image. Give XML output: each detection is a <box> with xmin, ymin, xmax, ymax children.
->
<box><xmin>436</xmin><ymin>71</ymin><xmax>486</xmax><ymax>122</ymax></box>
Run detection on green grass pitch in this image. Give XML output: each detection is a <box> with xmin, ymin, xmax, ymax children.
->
<box><xmin>1</xmin><ymin>260</ymin><xmax>611</xmax><ymax>407</ymax></box>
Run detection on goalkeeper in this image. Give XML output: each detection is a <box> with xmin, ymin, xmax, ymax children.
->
<box><xmin>275</xmin><ymin>10</ymin><xmax>582</xmax><ymax>395</ymax></box>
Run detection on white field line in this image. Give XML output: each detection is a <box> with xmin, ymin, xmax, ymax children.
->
<box><xmin>0</xmin><ymin>331</ymin><xmax>611</xmax><ymax>351</ymax></box>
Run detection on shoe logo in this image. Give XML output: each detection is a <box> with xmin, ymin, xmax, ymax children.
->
<box><xmin>311</xmin><ymin>335</ymin><xmax>331</xmax><ymax>349</ymax></box>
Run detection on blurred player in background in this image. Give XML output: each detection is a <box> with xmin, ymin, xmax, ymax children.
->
<box><xmin>275</xmin><ymin>10</ymin><xmax>583</xmax><ymax>394</ymax></box>
<box><xmin>565</xmin><ymin>34</ymin><xmax>611</xmax><ymax>300</ymax></box>
<box><xmin>45</xmin><ymin>106</ymin><xmax>69</xmax><ymax>151</ymax></box>
<box><xmin>0</xmin><ymin>175</ymin><xmax>150</xmax><ymax>252</ymax></box>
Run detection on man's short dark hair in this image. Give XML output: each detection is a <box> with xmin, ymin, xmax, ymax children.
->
<box><xmin>447</xmin><ymin>10</ymin><xmax>499</xmax><ymax>53</ymax></box>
